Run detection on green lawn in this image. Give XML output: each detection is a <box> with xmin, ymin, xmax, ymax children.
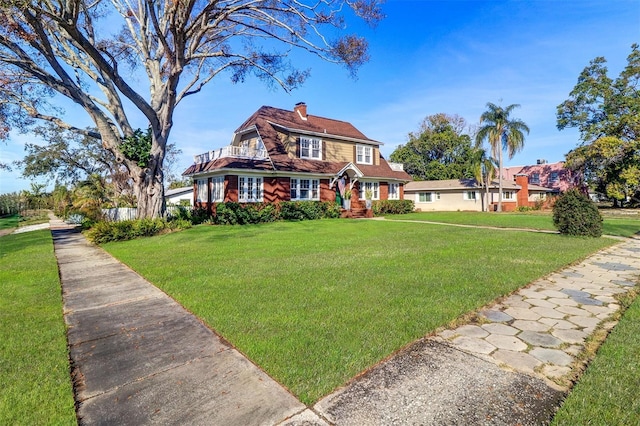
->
<box><xmin>0</xmin><ymin>214</ymin><xmax>20</xmax><ymax>230</ymax></box>
<box><xmin>552</xmin><ymin>289</ymin><xmax>640</xmax><ymax>425</ymax></box>
<box><xmin>385</xmin><ymin>211</ymin><xmax>640</xmax><ymax>237</ymax></box>
<box><xmin>0</xmin><ymin>230</ymin><xmax>76</xmax><ymax>425</ymax></box>
<box><xmin>103</xmin><ymin>219</ymin><xmax>615</xmax><ymax>404</ymax></box>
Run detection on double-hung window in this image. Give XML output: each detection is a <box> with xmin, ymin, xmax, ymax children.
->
<box><xmin>238</xmin><ymin>176</ymin><xmax>263</xmax><ymax>202</ymax></box>
<box><xmin>290</xmin><ymin>178</ymin><xmax>319</xmax><ymax>200</ymax></box>
<box><xmin>361</xmin><ymin>181</ymin><xmax>379</xmax><ymax>200</ymax></box>
<box><xmin>211</xmin><ymin>176</ymin><xmax>224</xmax><ymax>202</ymax></box>
<box><xmin>388</xmin><ymin>183</ymin><xmax>400</xmax><ymax>200</ymax></box>
<box><xmin>300</xmin><ymin>137</ymin><xmax>322</xmax><ymax>160</ymax></box>
<box><xmin>418</xmin><ymin>192</ymin><xmax>432</xmax><ymax>203</ymax></box>
<box><xmin>550</xmin><ymin>172</ymin><xmax>559</xmax><ymax>183</ymax></box>
<box><xmin>196</xmin><ymin>179</ymin><xmax>208</xmax><ymax>202</ymax></box>
<box><xmin>502</xmin><ymin>191</ymin><xmax>514</xmax><ymax>200</ymax></box>
<box><xmin>356</xmin><ymin>145</ymin><xmax>373</xmax><ymax>165</ymax></box>
<box><xmin>464</xmin><ymin>191</ymin><xmax>477</xmax><ymax>200</ymax></box>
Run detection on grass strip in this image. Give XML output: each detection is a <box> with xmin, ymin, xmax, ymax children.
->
<box><xmin>104</xmin><ymin>219</ymin><xmax>615</xmax><ymax>404</ymax></box>
<box><xmin>385</xmin><ymin>211</ymin><xmax>640</xmax><ymax>237</ymax></box>
<box><xmin>552</xmin><ymin>287</ymin><xmax>640</xmax><ymax>425</ymax></box>
<box><xmin>0</xmin><ymin>230</ymin><xmax>76</xmax><ymax>425</ymax></box>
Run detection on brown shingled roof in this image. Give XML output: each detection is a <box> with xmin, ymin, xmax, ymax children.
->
<box><xmin>183</xmin><ymin>105</ymin><xmax>412</xmax><ymax>182</ymax></box>
<box><xmin>236</xmin><ymin>105</ymin><xmax>376</xmax><ymax>142</ymax></box>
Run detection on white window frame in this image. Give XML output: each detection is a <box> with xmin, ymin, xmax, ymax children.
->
<box><xmin>502</xmin><ymin>191</ymin><xmax>514</xmax><ymax>200</ymax></box>
<box><xmin>196</xmin><ymin>179</ymin><xmax>208</xmax><ymax>202</ymax></box>
<box><xmin>388</xmin><ymin>183</ymin><xmax>400</xmax><ymax>200</ymax></box>
<box><xmin>211</xmin><ymin>176</ymin><xmax>224</xmax><ymax>202</ymax></box>
<box><xmin>300</xmin><ymin>137</ymin><xmax>322</xmax><ymax>160</ymax></box>
<box><xmin>290</xmin><ymin>178</ymin><xmax>320</xmax><ymax>201</ymax></box>
<box><xmin>550</xmin><ymin>172</ymin><xmax>559</xmax><ymax>183</ymax></box>
<box><xmin>418</xmin><ymin>192</ymin><xmax>433</xmax><ymax>203</ymax></box>
<box><xmin>238</xmin><ymin>176</ymin><xmax>263</xmax><ymax>202</ymax></box>
<box><xmin>464</xmin><ymin>191</ymin><xmax>478</xmax><ymax>200</ymax></box>
<box><xmin>356</xmin><ymin>145</ymin><xmax>373</xmax><ymax>165</ymax></box>
<box><xmin>361</xmin><ymin>181</ymin><xmax>379</xmax><ymax>200</ymax></box>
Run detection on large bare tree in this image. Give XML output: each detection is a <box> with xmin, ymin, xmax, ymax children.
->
<box><xmin>0</xmin><ymin>0</ymin><xmax>382</xmax><ymax>217</ymax></box>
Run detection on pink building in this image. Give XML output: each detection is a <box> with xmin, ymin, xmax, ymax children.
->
<box><xmin>503</xmin><ymin>160</ymin><xmax>577</xmax><ymax>193</ymax></box>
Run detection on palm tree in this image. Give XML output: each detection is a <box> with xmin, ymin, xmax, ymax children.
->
<box><xmin>470</xmin><ymin>147</ymin><xmax>497</xmax><ymax>212</ymax></box>
<box><xmin>476</xmin><ymin>103</ymin><xmax>530</xmax><ymax>212</ymax></box>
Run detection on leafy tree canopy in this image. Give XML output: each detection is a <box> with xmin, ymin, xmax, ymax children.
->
<box><xmin>17</xmin><ymin>125</ymin><xmax>182</xmax><ymax>204</ymax></box>
<box><xmin>0</xmin><ymin>0</ymin><xmax>382</xmax><ymax>218</ymax></box>
<box><xmin>390</xmin><ymin>114</ymin><xmax>478</xmax><ymax>181</ymax></box>
<box><xmin>558</xmin><ymin>44</ymin><xmax>640</xmax><ymax>205</ymax></box>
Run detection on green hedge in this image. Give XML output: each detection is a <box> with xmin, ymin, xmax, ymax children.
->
<box><xmin>86</xmin><ymin>218</ymin><xmax>192</xmax><ymax>244</ymax></box>
<box><xmin>372</xmin><ymin>199</ymin><xmax>415</xmax><ymax>215</ymax></box>
<box><xmin>87</xmin><ymin>201</ymin><xmax>343</xmax><ymax>243</ymax></box>
<box><xmin>215</xmin><ymin>201</ymin><xmax>340</xmax><ymax>224</ymax></box>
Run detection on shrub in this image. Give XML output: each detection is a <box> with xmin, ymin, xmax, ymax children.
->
<box><xmin>372</xmin><ymin>199</ymin><xmax>414</xmax><ymax>216</ymax></box>
<box><xmin>279</xmin><ymin>201</ymin><xmax>340</xmax><ymax>221</ymax></box>
<box><xmin>86</xmin><ymin>218</ymin><xmax>191</xmax><ymax>244</ymax></box>
<box><xmin>553</xmin><ymin>189</ymin><xmax>603</xmax><ymax>237</ymax></box>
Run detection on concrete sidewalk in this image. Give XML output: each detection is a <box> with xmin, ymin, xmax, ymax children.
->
<box><xmin>50</xmin><ymin>214</ymin><xmax>640</xmax><ymax>425</ymax></box>
<box><xmin>51</xmin><ymin>217</ymin><xmax>305</xmax><ymax>425</ymax></box>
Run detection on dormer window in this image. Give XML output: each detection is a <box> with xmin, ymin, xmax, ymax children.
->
<box><xmin>356</xmin><ymin>145</ymin><xmax>372</xmax><ymax>165</ymax></box>
<box><xmin>530</xmin><ymin>173</ymin><xmax>540</xmax><ymax>184</ymax></box>
<box><xmin>300</xmin><ymin>137</ymin><xmax>322</xmax><ymax>160</ymax></box>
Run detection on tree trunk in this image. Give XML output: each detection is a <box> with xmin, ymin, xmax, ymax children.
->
<box><xmin>134</xmin><ymin>160</ymin><xmax>165</xmax><ymax>219</ymax></box>
<box><xmin>497</xmin><ymin>148</ymin><xmax>503</xmax><ymax>212</ymax></box>
<box><xmin>485</xmin><ymin>179</ymin><xmax>490</xmax><ymax>212</ymax></box>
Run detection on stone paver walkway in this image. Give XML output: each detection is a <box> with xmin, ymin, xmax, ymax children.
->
<box><xmin>437</xmin><ymin>238</ymin><xmax>640</xmax><ymax>388</ymax></box>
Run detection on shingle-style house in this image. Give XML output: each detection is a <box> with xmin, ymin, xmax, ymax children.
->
<box><xmin>405</xmin><ymin>175</ymin><xmax>553</xmax><ymax>212</ymax></box>
<box><xmin>182</xmin><ymin>103</ymin><xmax>412</xmax><ymax>213</ymax></box>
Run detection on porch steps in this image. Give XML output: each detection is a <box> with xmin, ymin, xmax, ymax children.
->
<box><xmin>340</xmin><ymin>208</ymin><xmax>373</xmax><ymax>219</ymax></box>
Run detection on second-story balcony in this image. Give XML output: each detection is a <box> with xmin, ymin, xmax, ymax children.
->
<box><xmin>194</xmin><ymin>145</ymin><xmax>268</xmax><ymax>164</ymax></box>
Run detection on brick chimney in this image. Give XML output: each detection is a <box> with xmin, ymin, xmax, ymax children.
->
<box><xmin>294</xmin><ymin>102</ymin><xmax>307</xmax><ymax>120</ymax></box>
<box><xmin>515</xmin><ymin>174</ymin><xmax>530</xmax><ymax>208</ymax></box>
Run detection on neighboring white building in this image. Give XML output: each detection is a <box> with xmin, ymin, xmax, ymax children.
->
<box><xmin>404</xmin><ymin>177</ymin><xmax>552</xmax><ymax>212</ymax></box>
<box><xmin>165</xmin><ymin>186</ymin><xmax>193</xmax><ymax>206</ymax></box>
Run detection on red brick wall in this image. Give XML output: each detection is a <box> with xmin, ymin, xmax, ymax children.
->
<box><xmin>225</xmin><ymin>175</ymin><xmax>238</xmax><ymax>202</ymax></box>
<box><xmin>515</xmin><ymin>175</ymin><xmax>530</xmax><ymax>208</ymax></box>
<box><xmin>320</xmin><ymin>179</ymin><xmax>335</xmax><ymax>202</ymax></box>
<box><xmin>264</xmin><ymin>177</ymin><xmax>289</xmax><ymax>203</ymax></box>
<box><xmin>379</xmin><ymin>182</ymin><xmax>389</xmax><ymax>200</ymax></box>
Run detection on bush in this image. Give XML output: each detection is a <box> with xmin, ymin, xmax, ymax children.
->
<box><xmin>372</xmin><ymin>199</ymin><xmax>415</xmax><ymax>216</ymax></box>
<box><xmin>86</xmin><ymin>218</ymin><xmax>191</xmax><ymax>244</ymax></box>
<box><xmin>278</xmin><ymin>201</ymin><xmax>340</xmax><ymax>221</ymax></box>
<box><xmin>553</xmin><ymin>189</ymin><xmax>603</xmax><ymax>237</ymax></box>
<box><xmin>214</xmin><ymin>202</ymin><xmax>277</xmax><ymax>225</ymax></box>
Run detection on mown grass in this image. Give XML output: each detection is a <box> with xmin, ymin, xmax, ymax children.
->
<box><xmin>0</xmin><ymin>230</ymin><xmax>76</xmax><ymax>425</ymax></box>
<box><xmin>386</xmin><ymin>211</ymin><xmax>640</xmax><ymax>237</ymax></box>
<box><xmin>103</xmin><ymin>219</ymin><xmax>615</xmax><ymax>404</ymax></box>
<box><xmin>552</xmin><ymin>288</ymin><xmax>640</xmax><ymax>425</ymax></box>
<box><xmin>0</xmin><ymin>214</ymin><xmax>21</xmax><ymax>230</ymax></box>
<box><xmin>0</xmin><ymin>211</ymin><xmax>50</xmax><ymax>231</ymax></box>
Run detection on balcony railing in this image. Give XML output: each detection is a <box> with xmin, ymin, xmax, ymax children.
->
<box><xmin>388</xmin><ymin>162</ymin><xmax>404</xmax><ymax>171</ymax></box>
<box><xmin>194</xmin><ymin>145</ymin><xmax>268</xmax><ymax>164</ymax></box>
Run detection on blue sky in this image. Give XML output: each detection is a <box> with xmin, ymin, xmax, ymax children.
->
<box><xmin>1</xmin><ymin>0</ymin><xmax>638</xmax><ymax>194</ymax></box>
